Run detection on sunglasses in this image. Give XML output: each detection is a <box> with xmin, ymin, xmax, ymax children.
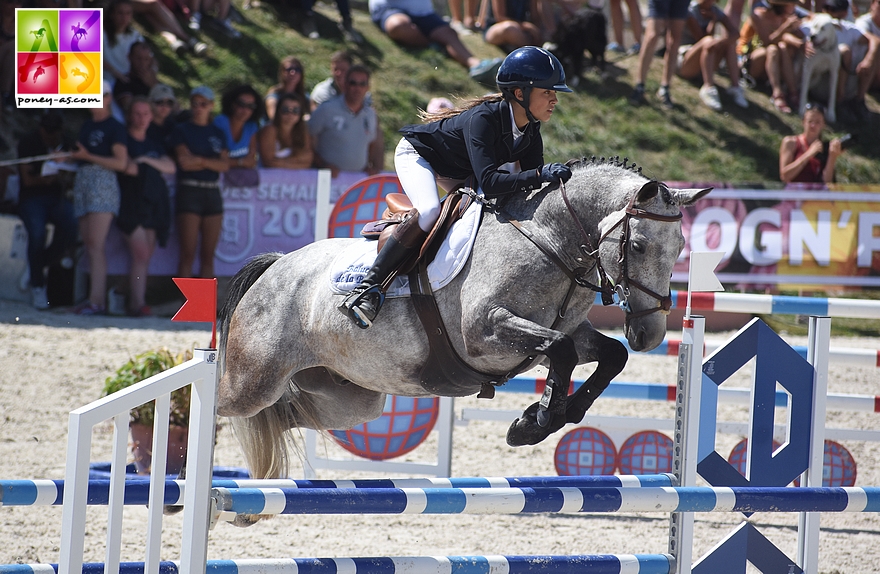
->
<box><xmin>347</xmin><ymin>80</ymin><xmax>368</xmax><ymax>87</ymax></box>
<box><xmin>804</xmin><ymin>102</ymin><xmax>826</xmax><ymax>115</ymax></box>
<box><xmin>280</xmin><ymin>106</ymin><xmax>302</xmax><ymax>115</ymax></box>
<box><xmin>235</xmin><ymin>100</ymin><xmax>257</xmax><ymax>110</ymax></box>
<box><xmin>153</xmin><ymin>98</ymin><xmax>174</xmax><ymax>107</ymax></box>
<box><xmin>192</xmin><ymin>100</ymin><xmax>213</xmax><ymax>108</ymax></box>
<box><xmin>285</xmin><ymin>66</ymin><xmax>303</xmax><ymax>74</ymax></box>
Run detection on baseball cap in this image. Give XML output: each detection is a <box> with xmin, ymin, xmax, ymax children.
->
<box><xmin>823</xmin><ymin>0</ymin><xmax>848</xmax><ymax>11</ymax></box>
<box><xmin>149</xmin><ymin>83</ymin><xmax>176</xmax><ymax>103</ymax></box>
<box><xmin>190</xmin><ymin>85</ymin><xmax>215</xmax><ymax>101</ymax></box>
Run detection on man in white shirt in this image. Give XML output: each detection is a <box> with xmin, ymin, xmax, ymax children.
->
<box><xmin>825</xmin><ymin>0</ymin><xmax>879</xmax><ymax>121</ymax></box>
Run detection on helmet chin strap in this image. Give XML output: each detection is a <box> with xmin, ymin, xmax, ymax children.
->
<box><xmin>513</xmin><ymin>87</ymin><xmax>538</xmax><ymax>124</ymax></box>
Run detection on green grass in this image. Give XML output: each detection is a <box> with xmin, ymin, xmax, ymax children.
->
<box><xmin>148</xmin><ymin>0</ymin><xmax>880</xmax><ymax>185</ymax></box>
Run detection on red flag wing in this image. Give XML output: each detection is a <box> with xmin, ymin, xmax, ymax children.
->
<box><xmin>172</xmin><ymin>278</ymin><xmax>217</xmax><ymax>323</ymax></box>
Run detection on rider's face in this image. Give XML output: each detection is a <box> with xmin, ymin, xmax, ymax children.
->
<box><xmin>527</xmin><ymin>89</ymin><xmax>559</xmax><ymax>123</ymax></box>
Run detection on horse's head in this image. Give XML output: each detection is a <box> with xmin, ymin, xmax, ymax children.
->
<box><xmin>596</xmin><ymin>179</ymin><xmax>711</xmax><ymax>351</ymax></box>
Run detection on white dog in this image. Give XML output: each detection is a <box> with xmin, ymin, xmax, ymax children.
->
<box><xmin>799</xmin><ymin>13</ymin><xmax>840</xmax><ymax>123</ymax></box>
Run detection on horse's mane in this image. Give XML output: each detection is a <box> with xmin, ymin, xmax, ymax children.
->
<box><xmin>565</xmin><ymin>155</ymin><xmax>673</xmax><ymax>206</ymax></box>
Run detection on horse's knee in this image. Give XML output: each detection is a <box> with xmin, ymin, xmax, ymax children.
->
<box><xmin>603</xmin><ymin>338</ymin><xmax>629</xmax><ymax>371</ymax></box>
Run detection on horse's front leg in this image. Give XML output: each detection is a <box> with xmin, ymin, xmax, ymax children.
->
<box><xmin>564</xmin><ymin>322</ymin><xmax>629</xmax><ymax>424</ymax></box>
<box><xmin>475</xmin><ymin>309</ymin><xmax>578</xmax><ymax>447</ymax></box>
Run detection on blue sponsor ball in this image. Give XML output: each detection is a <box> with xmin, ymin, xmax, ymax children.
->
<box><xmin>554</xmin><ymin>427</ymin><xmax>617</xmax><ymax>476</ymax></box>
<box><xmin>331</xmin><ymin>396</ymin><xmax>439</xmax><ymax>460</ymax></box>
<box><xmin>617</xmin><ymin>431</ymin><xmax>674</xmax><ymax>474</ymax></box>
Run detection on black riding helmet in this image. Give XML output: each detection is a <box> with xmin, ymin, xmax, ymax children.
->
<box><xmin>496</xmin><ymin>46</ymin><xmax>572</xmax><ymax>123</ymax></box>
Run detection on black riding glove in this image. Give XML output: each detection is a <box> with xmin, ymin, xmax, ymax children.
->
<box><xmin>539</xmin><ymin>163</ymin><xmax>572</xmax><ymax>184</ymax></box>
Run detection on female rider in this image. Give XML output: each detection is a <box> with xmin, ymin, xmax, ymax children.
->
<box><xmin>339</xmin><ymin>46</ymin><xmax>573</xmax><ymax>329</ymax></box>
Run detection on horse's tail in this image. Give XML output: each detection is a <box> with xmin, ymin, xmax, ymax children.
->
<box><xmin>218</xmin><ymin>252</ymin><xmax>301</xmax><ymax>480</ymax></box>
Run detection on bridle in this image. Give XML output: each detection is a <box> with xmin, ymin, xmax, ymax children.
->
<box><xmin>492</xmin><ymin>179</ymin><xmax>683</xmax><ymax>326</ymax></box>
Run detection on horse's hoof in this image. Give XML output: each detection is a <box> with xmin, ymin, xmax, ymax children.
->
<box><xmin>506</xmin><ymin>403</ymin><xmax>560</xmax><ymax>446</ymax></box>
<box><xmin>163</xmin><ymin>504</ymin><xmax>183</xmax><ymax>515</ymax></box>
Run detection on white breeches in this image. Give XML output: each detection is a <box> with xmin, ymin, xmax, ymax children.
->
<box><xmin>394</xmin><ymin>137</ymin><xmax>443</xmax><ymax>232</ymax></box>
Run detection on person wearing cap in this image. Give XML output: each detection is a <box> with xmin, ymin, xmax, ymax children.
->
<box><xmin>736</xmin><ymin>0</ymin><xmax>805</xmax><ymax>114</ymax></box>
<box><xmin>16</xmin><ymin>112</ymin><xmax>78</xmax><ymax>310</ymax></box>
<box><xmin>825</xmin><ymin>0</ymin><xmax>879</xmax><ymax>122</ymax></box>
<box><xmin>146</xmin><ymin>83</ymin><xmax>179</xmax><ymax>150</ymax></box>
<box><xmin>69</xmin><ymin>83</ymin><xmax>130</xmax><ymax>315</ymax></box>
<box><xmin>337</xmin><ymin>46</ymin><xmax>572</xmax><ymax>329</ymax></box>
<box><xmin>167</xmin><ymin>85</ymin><xmax>229</xmax><ymax>279</ymax></box>
<box><xmin>855</xmin><ymin>0</ymin><xmax>880</xmax><ymax>91</ymax></box>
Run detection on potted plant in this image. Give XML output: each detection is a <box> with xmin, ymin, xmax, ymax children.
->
<box><xmin>102</xmin><ymin>347</ymin><xmax>193</xmax><ymax>475</ymax></box>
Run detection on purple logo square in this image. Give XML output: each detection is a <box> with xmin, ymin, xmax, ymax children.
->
<box><xmin>58</xmin><ymin>9</ymin><xmax>101</xmax><ymax>52</ymax></box>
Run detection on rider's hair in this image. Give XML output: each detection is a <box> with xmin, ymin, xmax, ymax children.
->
<box><xmin>417</xmin><ymin>93</ymin><xmax>503</xmax><ymax>123</ymax></box>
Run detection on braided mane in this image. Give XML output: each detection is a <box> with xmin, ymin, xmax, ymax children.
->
<box><xmin>565</xmin><ymin>155</ymin><xmax>643</xmax><ymax>175</ymax></box>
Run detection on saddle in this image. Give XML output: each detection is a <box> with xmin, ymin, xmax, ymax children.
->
<box><xmin>361</xmin><ymin>190</ymin><xmax>511</xmax><ymax>398</ymax></box>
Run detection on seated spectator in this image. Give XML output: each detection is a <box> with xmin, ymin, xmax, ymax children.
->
<box><xmin>483</xmin><ymin>0</ymin><xmax>544</xmax><ymax>52</ymax></box>
<box><xmin>608</xmin><ymin>0</ymin><xmax>644</xmax><ymax>54</ymax></box>
<box><xmin>214</xmin><ymin>84</ymin><xmax>261</xmax><ymax>169</ymax></box>
<box><xmin>779</xmin><ymin>102</ymin><xmax>843</xmax><ymax>183</ymax></box>
<box><xmin>70</xmin><ymin>84</ymin><xmax>129</xmax><ymax>315</ymax></box>
<box><xmin>168</xmin><ymin>86</ymin><xmax>229</xmax><ymax>278</ymax></box>
<box><xmin>855</xmin><ymin>0</ymin><xmax>880</xmax><ymax>91</ymax></box>
<box><xmin>736</xmin><ymin>0</ymin><xmax>804</xmax><ymax>113</ymax></box>
<box><xmin>368</xmin><ymin>0</ymin><xmax>504</xmax><ymax>84</ymax></box>
<box><xmin>311</xmin><ymin>50</ymin><xmax>374</xmax><ymax>112</ymax></box>
<box><xmin>448</xmin><ymin>0</ymin><xmax>479</xmax><ymax>32</ymax></box>
<box><xmin>130</xmin><ymin>0</ymin><xmax>207</xmax><ymax>55</ymax></box>
<box><xmin>112</xmin><ymin>41</ymin><xmax>159</xmax><ymax>113</ymax></box>
<box><xmin>16</xmin><ymin>112</ymin><xmax>78</xmax><ymax>310</ymax></box>
<box><xmin>265</xmin><ymin>56</ymin><xmax>308</xmax><ymax>121</ymax></box>
<box><xmin>824</xmin><ymin>0</ymin><xmax>879</xmax><ymax>122</ymax></box>
<box><xmin>677</xmin><ymin>0</ymin><xmax>749</xmax><ymax>110</ymax></box>
<box><xmin>310</xmin><ymin>65</ymin><xmax>384</xmax><ymax>177</ymax></box>
<box><xmin>103</xmin><ymin>0</ymin><xmax>145</xmax><ymax>84</ymax></box>
<box><xmin>185</xmin><ymin>0</ymin><xmax>240</xmax><ymax>38</ymax></box>
<box><xmin>258</xmin><ymin>92</ymin><xmax>314</xmax><ymax>169</ymax></box>
<box><xmin>146</xmin><ymin>83</ymin><xmax>179</xmax><ymax>149</ymax></box>
<box><xmin>117</xmin><ymin>97</ymin><xmax>175</xmax><ymax>317</ymax></box>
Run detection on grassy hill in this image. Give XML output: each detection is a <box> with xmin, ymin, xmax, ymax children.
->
<box><xmin>153</xmin><ymin>0</ymin><xmax>879</xmax><ymax>184</ymax></box>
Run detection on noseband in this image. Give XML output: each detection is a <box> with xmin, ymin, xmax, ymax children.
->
<box><xmin>496</xmin><ymin>180</ymin><xmax>683</xmax><ymax>325</ymax></box>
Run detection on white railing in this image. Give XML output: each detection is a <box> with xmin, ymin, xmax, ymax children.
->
<box><xmin>58</xmin><ymin>348</ymin><xmax>218</xmax><ymax>574</ymax></box>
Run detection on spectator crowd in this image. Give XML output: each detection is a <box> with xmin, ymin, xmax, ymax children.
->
<box><xmin>1</xmin><ymin>0</ymin><xmax>879</xmax><ymax>315</ymax></box>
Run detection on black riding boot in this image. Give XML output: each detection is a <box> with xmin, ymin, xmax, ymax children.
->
<box><xmin>338</xmin><ymin>210</ymin><xmax>426</xmax><ymax>328</ymax></box>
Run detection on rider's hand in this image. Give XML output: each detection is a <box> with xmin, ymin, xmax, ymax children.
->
<box><xmin>539</xmin><ymin>163</ymin><xmax>572</xmax><ymax>184</ymax></box>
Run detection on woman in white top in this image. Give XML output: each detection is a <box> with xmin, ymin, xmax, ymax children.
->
<box><xmin>103</xmin><ymin>0</ymin><xmax>144</xmax><ymax>83</ymax></box>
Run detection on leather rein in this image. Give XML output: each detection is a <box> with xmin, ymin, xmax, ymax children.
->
<box><xmin>491</xmin><ymin>180</ymin><xmax>684</xmax><ymax>326</ymax></box>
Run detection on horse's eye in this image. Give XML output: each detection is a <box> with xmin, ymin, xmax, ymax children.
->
<box><xmin>631</xmin><ymin>241</ymin><xmax>646</xmax><ymax>254</ymax></box>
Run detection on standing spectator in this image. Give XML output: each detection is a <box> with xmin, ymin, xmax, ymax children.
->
<box><xmin>69</xmin><ymin>84</ymin><xmax>129</xmax><ymax>315</ymax></box>
<box><xmin>265</xmin><ymin>56</ymin><xmax>308</xmax><ymax>121</ymax></box>
<box><xmin>310</xmin><ymin>65</ymin><xmax>384</xmax><ymax>178</ymax></box>
<box><xmin>258</xmin><ymin>92</ymin><xmax>314</xmax><ymax>169</ymax></box>
<box><xmin>736</xmin><ymin>0</ymin><xmax>804</xmax><ymax>114</ymax></box>
<box><xmin>855</xmin><ymin>0</ymin><xmax>880</xmax><ymax>90</ymax></box>
<box><xmin>448</xmin><ymin>0</ymin><xmax>480</xmax><ymax>32</ymax></box>
<box><xmin>677</xmin><ymin>0</ymin><xmax>749</xmax><ymax>110</ymax></box>
<box><xmin>368</xmin><ymin>0</ymin><xmax>504</xmax><ymax>83</ymax></box>
<box><xmin>16</xmin><ymin>113</ymin><xmax>78</xmax><ymax>310</ymax></box>
<box><xmin>608</xmin><ymin>0</ymin><xmax>644</xmax><ymax>54</ymax></box>
<box><xmin>130</xmin><ymin>0</ymin><xmax>207</xmax><ymax>55</ymax></box>
<box><xmin>117</xmin><ymin>97</ymin><xmax>174</xmax><ymax>317</ymax></box>
<box><xmin>214</xmin><ymin>84</ymin><xmax>261</xmax><ymax>169</ymax></box>
<box><xmin>779</xmin><ymin>102</ymin><xmax>843</xmax><ymax>183</ymax></box>
<box><xmin>103</xmin><ymin>0</ymin><xmax>144</xmax><ymax>85</ymax></box>
<box><xmin>825</xmin><ymin>0</ymin><xmax>879</xmax><ymax>122</ymax></box>
<box><xmin>168</xmin><ymin>86</ymin><xmax>229</xmax><ymax>279</ymax></box>
<box><xmin>629</xmin><ymin>0</ymin><xmax>690</xmax><ymax>109</ymax></box>
<box><xmin>146</xmin><ymin>83</ymin><xmax>179</xmax><ymax>149</ymax></box>
<box><xmin>112</xmin><ymin>41</ymin><xmax>159</xmax><ymax>114</ymax></box>
<box><xmin>483</xmin><ymin>0</ymin><xmax>544</xmax><ymax>52</ymax></box>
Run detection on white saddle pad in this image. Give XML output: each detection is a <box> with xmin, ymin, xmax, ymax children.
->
<box><xmin>329</xmin><ymin>200</ymin><xmax>482</xmax><ymax>298</ymax></box>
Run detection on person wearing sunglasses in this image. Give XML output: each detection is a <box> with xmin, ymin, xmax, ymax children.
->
<box><xmin>168</xmin><ymin>85</ymin><xmax>229</xmax><ymax>279</ymax></box>
<box><xmin>265</xmin><ymin>56</ymin><xmax>309</xmax><ymax>121</ymax></box>
<box><xmin>214</xmin><ymin>84</ymin><xmax>262</xmax><ymax>169</ymax></box>
<box><xmin>258</xmin><ymin>92</ymin><xmax>314</xmax><ymax>170</ymax></box>
<box><xmin>146</xmin><ymin>83</ymin><xmax>179</xmax><ymax>152</ymax></box>
<box><xmin>309</xmin><ymin>65</ymin><xmax>384</xmax><ymax>179</ymax></box>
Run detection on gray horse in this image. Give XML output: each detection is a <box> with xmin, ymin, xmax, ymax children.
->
<box><xmin>217</xmin><ymin>159</ymin><xmax>711</xmax><ymax>487</ymax></box>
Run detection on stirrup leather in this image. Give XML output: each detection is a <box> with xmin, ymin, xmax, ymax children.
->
<box><xmin>338</xmin><ymin>285</ymin><xmax>385</xmax><ymax>329</ymax></box>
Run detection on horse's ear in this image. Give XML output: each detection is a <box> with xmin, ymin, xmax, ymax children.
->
<box><xmin>668</xmin><ymin>187</ymin><xmax>713</xmax><ymax>206</ymax></box>
<box><xmin>636</xmin><ymin>180</ymin><xmax>661</xmax><ymax>202</ymax></box>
